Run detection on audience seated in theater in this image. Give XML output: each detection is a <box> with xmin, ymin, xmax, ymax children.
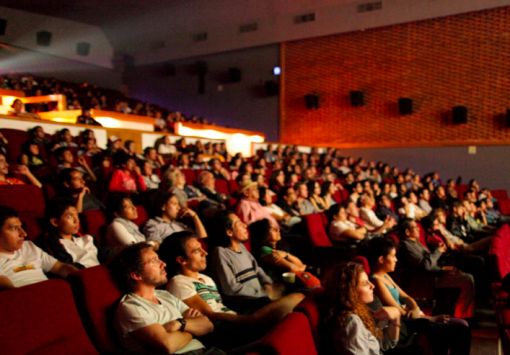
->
<box><xmin>77</xmin><ymin>137</ymin><xmax>102</xmax><ymax>158</ymax></box>
<box><xmin>236</xmin><ymin>180</ymin><xmax>278</xmax><ymax>226</ymax></box>
<box><xmin>259</xmin><ymin>187</ymin><xmax>300</xmax><ymax>228</ymax></box>
<box><xmin>198</xmin><ymin>171</ymin><xmax>229</xmax><ymax>205</ymax></box>
<box><xmin>375</xmin><ymin>194</ymin><xmax>399</xmax><ymax>223</ymax></box>
<box><xmin>263</xmin><ymin>144</ymin><xmax>277</xmax><ymax>163</ymax></box>
<box><xmin>0</xmin><ymin>206</ymin><xmax>78</xmax><ymax>291</ymax></box>
<box><xmin>124</xmin><ymin>140</ymin><xmax>145</xmax><ymax>161</ymax></box>
<box><xmin>57</xmin><ymin>168</ymin><xmax>104</xmax><ymax>212</ymax></box>
<box><xmin>323</xmin><ymin>262</ymin><xmax>400</xmax><ymax>355</ymax></box>
<box><xmin>108</xmin><ymin>155</ymin><xmax>146</xmax><ymax>194</ymax></box>
<box><xmin>367</xmin><ymin>237</ymin><xmax>471</xmax><ymax>355</ymax></box>
<box><xmin>157</xmin><ymin>135</ymin><xmax>177</xmax><ymax>156</ymax></box>
<box><xmin>320</xmin><ymin>181</ymin><xmax>338</xmax><ymax>208</ymax></box>
<box><xmin>143</xmin><ymin>147</ymin><xmax>165</xmax><ymax>169</ymax></box>
<box><xmin>418</xmin><ymin>188</ymin><xmax>433</xmax><ymax>215</ymax></box>
<box><xmin>397</xmin><ymin>193</ymin><xmax>425</xmax><ymax>221</ymax></box>
<box><xmin>162</xmin><ymin>231</ymin><xmax>302</xmax><ymax>351</ymax></box>
<box><xmin>430</xmin><ymin>185</ymin><xmax>449</xmax><ymax>210</ymax></box>
<box><xmin>138</xmin><ymin>160</ymin><xmax>160</xmax><ymax>190</ymax></box>
<box><xmin>29</xmin><ymin>126</ymin><xmax>52</xmax><ymax>152</ymax></box>
<box><xmin>307</xmin><ymin>180</ymin><xmax>329</xmax><ymax>212</ymax></box>
<box><xmin>20</xmin><ymin>141</ymin><xmax>49</xmax><ymax>175</ymax></box>
<box><xmin>348</xmin><ymin>182</ymin><xmax>364</xmax><ymax>205</ymax></box>
<box><xmin>398</xmin><ymin>219</ymin><xmax>475</xmax><ymax>319</ymax></box>
<box><xmin>249</xmin><ymin>218</ymin><xmax>307</xmax><ymax>280</ymax></box>
<box><xmin>142</xmin><ymin>191</ymin><xmax>207</xmax><ymax>249</ymax></box>
<box><xmin>478</xmin><ymin>198</ymin><xmax>508</xmax><ymax>225</ymax></box>
<box><xmin>329</xmin><ymin>203</ymin><xmax>367</xmax><ymax>243</ymax></box>
<box><xmin>55</xmin><ymin>147</ymin><xmax>97</xmax><ymax>182</ymax></box>
<box><xmin>105</xmin><ymin>135</ymin><xmax>122</xmax><ymax>157</ymax></box>
<box><xmin>210</xmin><ymin>211</ymin><xmax>301</xmax><ymax>313</ymax></box>
<box><xmin>209</xmin><ymin>158</ymin><xmax>230</xmax><ymax>180</ymax></box>
<box><xmin>0</xmin><ymin>152</ymin><xmax>42</xmax><ymax>187</ymax></box>
<box><xmin>76</xmin><ymin>107</ymin><xmax>102</xmax><ymax>126</ymax></box>
<box><xmin>461</xmin><ymin>200</ymin><xmax>495</xmax><ymax>238</ymax></box>
<box><xmin>275</xmin><ymin>186</ymin><xmax>301</xmax><ymax>218</ymax></box>
<box><xmin>106</xmin><ymin>196</ymin><xmax>147</xmax><ymax>254</ymax></box>
<box><xmin>178</xmin><ymin>153</ymin><xmax>192</xmax><ymax>169</ymax></box>
<box><xmin>446</xmin><ymin>179</ymin><xmax>459</xmax><ymax>202</ymax></box>
<box><xmin>192</xmin><ymin>153</ymin><xmax>208</xmax><ymax>170</ymax></box>
<box><xmin>58</xmin><ymin>128</ymin><xmax>78</xmax><ymax>148</ymax></box>
<box><xmin>359</xmin><ymin>193</ymin><xmax>396</xmax><ymax>234</ymax></box>
<box><xmin>8</xmin><ymin>98</ymin><xmax>41</xmax><ymax>119</ymax></box>
<box><xmin>294</xmin><ymin>182</ymin><xmax>318</xmax><ymax>215</ymax></box>
<box><xmin>446</xmin><ymin>201</ymin><xmax>478</xmax><ymax>243</ymax></box>
<box><xmin>109</xmin><ymin>242</ymin><xmax>221</xmax><ymax>355</ymax></box>
<box><xmin>42</xmin><ymin>197</ymin><xmax>112</xmax><ymax>269</ymax></box>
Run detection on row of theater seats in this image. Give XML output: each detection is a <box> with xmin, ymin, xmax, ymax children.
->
<box><xmin>0</xmin><ymin>266</ymin><xmax>317</xmax><ymax>355</ymax></box>
<box><xmin>489</xmin><ymin>224</ymin><xmax>510</xmax><ymax>355</ymax></box>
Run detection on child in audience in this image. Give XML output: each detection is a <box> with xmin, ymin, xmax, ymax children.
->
<box><xmin>42</xmin><ymin>197</ymin><xmax>112</xmax><ymax>269</ymax></box>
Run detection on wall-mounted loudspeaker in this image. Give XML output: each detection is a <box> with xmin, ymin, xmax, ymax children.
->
<box><xmin>77</xmin><ymin>42</ymin><xmax>91</xmax><ymax>56</ymax></box>
<box><xmin>452</xmin><ymin>106</ymin><xmax>468</xmax><ymax>124</ymax></box>
<box><xmin>229</xmin><ymin>68</ymin><xmax>241</xmax><ymax>82</ymax></box>
<box><xmin>264</xmin><ymin>81</ymin><xmax>279</xmax><ymax>97</ymax></box>
<box><xmin>0</xmin><ymin>18</ymin><xmax>6</xmax><ymax>36</ymax></box>
<box><xmin>398</xmin><ymin>98</ymin><xmax>413</xmax><ymax>115</ymax></box>
<box><xmin>36</xmin><ymin>31</ymin><xmax>52</xmax><ymax>46</ymax></box>
<box><xmin>305</xmin><ymin>94</ymin><xmax>319</xmax><ymax>110</ymax></box>
<box><xmin>350</xmin><ymin>91</ymin><xmax>364</xmax><ymax>107</ymax></box>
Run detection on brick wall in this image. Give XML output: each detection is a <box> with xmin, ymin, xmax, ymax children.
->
<box><xmin>281</xmin><ymin>6</ymin><xmax>510</xmax><ymax>147</ymax></box>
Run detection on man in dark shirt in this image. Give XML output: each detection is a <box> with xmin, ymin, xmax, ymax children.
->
<box><xmin>446</xmin><ymin>202</ymin><xmax>473</xmax><ymax>243</ymax></box>
<box><xmin>275</xmin><ymin>186</ymin><xmax>301</xmax><ymax>217</ymax></box>
<box><xmin>58</xmin><ymin>168</ymin><xmax>104</xmax><ymax>212</ymax></box>
<box><xmin>375</xmin><ymin>194</ymin><xmax>399</xmax><ymax>223</ymax></box>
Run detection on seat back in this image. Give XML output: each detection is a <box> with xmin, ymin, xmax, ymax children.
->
<box><xmin>80</xmin><ymin>209</ymin><xmax>108</xmax><ymax>246</ymax></box>
<box><xmin>133</xmin><ymin>205</ymin><xmax>149</xmax><ymax>227</ymax></box>
<box><xmin>0</xmin><ymin>128</ymin><xmax>29</xmax><ymax>163</ymax></box>
<box><xmin>215</xmin><ymin>179</ymin><xmax>229</xmax><ymax>195</ymax></box>
<box><xmin>228</xmin><ymin>179</ymin><xmax>239</xmax><ymax>195</ymax></box>
<box><xmin>304</xmin><ymin>213</ymin><xmax>333</xmax><ymax>247</ymax></box>
<box><xmin>181</xmin><ymin>169</ymin><xmax>197</xmax><ymax>184</ymax></box>
<box><xmin>294</xmin><ymin>287</ymin><xmax>326</xmax><ymax>349</ymax></box>
<box><xmin>0</xmin><ymin>279</ymin><xmax>99</xmax><ymax>355</ymax></box>
<box><xmin>257</xmin><ymin>312</ymin><xmax>318</xmax><ymax>355</ymax></box>
<box><xmin>68</xmin><ymin>265</ymin><xmax>124</xmax><ymax>355</ymax></box>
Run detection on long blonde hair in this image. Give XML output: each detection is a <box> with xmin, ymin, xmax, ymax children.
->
<box><xmin>324</xmin><ymin>262</ymin><xmax>382</xmax><ymax>338</ymax></box>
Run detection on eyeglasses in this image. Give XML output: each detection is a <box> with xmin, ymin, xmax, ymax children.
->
<box><xmin>143</xmin><ymin>257</ymin><xmax>161</xmax><ymax>266</ymax></box>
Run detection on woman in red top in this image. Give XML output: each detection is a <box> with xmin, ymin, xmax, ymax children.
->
<box><xmin>108</xmin><ymin>155</ymin><xmax>146</xmax><ymax>193</ymax></box>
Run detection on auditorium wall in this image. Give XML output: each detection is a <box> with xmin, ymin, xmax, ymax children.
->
<box><xmin>125</xmin><ymin>45</ymin><xmax>280</xmax><ymax>142</ymax></box>
<box><xmin>281</xmin><ymin>6</ymin><xmax>510</xmax><ymax>147</ymax></box>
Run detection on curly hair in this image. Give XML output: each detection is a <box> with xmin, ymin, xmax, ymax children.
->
<box><xmin>324</xmin><ymin>262</ymin><xmax>382</xmax><ymax>339</ymax></box>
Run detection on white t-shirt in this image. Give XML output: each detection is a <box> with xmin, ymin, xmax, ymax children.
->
<box><xmin>59</xmin><ymin>235</ymin><xmax>100</xmax><ymax>268</ymax></box>
<box><xmin>0</xmin><ymin>241</ymin><xmax>58</xmax><ymax>287</ymax></box>
<box><xmin>115</xmin><ymin>290</ymin><xmax>204</xmax><ymax>354</ymax></box>
<box><xmin>329</xmin><ymin>220</ymin><xmax>358</xmax><ymax>242</ymax></box>
<box><xmin>360</xmin><ymin>207</ymin><xmax>384</xmax><ymax>231</ymax></box>
<box><xmin>168</xmin><ymin>273</ymin><xmax>236</xmax><ymax>314</ymax></box>
<box><xmin>399</xmin><ymin>203</ymin><xmax>418</xmax><ymax>220</ymax></box>
<box><xmin>264</xmin><ymin>204</ymin><xmax>285</xmax><ymax>218</ymax></box>
<box><xmin>106</xmin><ymin>219</ymin><xmax>146</xmax><ymax>254</ymax></box>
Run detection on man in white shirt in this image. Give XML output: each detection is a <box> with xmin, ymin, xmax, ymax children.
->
<box><xmin>111</xmin><ymin>242</ymin><xmax>222</xmax><ymax>354</ymax></box>
<box><xmin>358</xmin><ymin>193</ymin><xmax>396</xmax><ymax>234</ymax></box>
<box><xmin>328</xmin><ymin>203</ymin><xmax>367</xmax><ymax>242</ymax></box>
<box><xmin>418</xmin><ymin>188</ymin><xmax>433</xmax><ymax>215</ymax></box>
<box><xmin>0</xmin><ymin>206</ymin><xmax>78</xmax><ymax>291</ymax></box>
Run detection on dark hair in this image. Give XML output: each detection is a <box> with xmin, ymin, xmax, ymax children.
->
<box><xmin>54</xmin><ymin>147</ymin><xmax>71</xmax><ymax>162</ymax></box>
<box><xmin>144</xmin><ymin>147</ymin><xmax>155</xmax><ymax>156</ymax></box>
<box><xmin>82</xmin><ymin>137</ymin><xmax>94</xmax><ymax>146</ymax></box>
<box><xmin>321</xmin><ymin>181</ymin><xmax>333</xmax><ymax>197</ymax></box>
<box><xmin>306</xmin><ymin>180</ymin><xmax>319</xmax><ymax>196</ymax></box>
<box><xmin>329</xmin><ymin>203</ymin><xmax>344</xmax><ymax>218</ymax></box>
<box><xmin>59</xmin><ymin>128</ymin><xmax>70</xmax><ymax>140</ymax></box>
<box><xmin>0</xmin><ymin>205</ymin><xmax>18</xmax><ymax>229</ymax></box>
<box><xmin>124</xmin><ymin>140</ymin><xmax>134</xmax><ymax>150</ymax></box>
<box><xmin>258</xmin><ymin>187</ymin><xmax>269</xmax><ymax>206</ymax></box>
<box><xmin>45</xmin><ymin>197</ymin><xmax>76</xmax><ymax>222</ymax></box>
<box><xmin>211</xmin><ymin>210</ymin><xmax>235</xmax><ymax>248</ymax></box>
<box><xmin>375</xmin><ymin>194</ymin><xmax>388</xmax><ymax>205</ymax></box>
<box><xmin>153</xmin><ymin>191</ymin><xmax>175</xmax><ymax>217</ymax></box>
<box><xmin>158</xmin><ymin>231</ymin><xmax>196</xmax><ymax>277</ymax></box>
<box><xmin>58</xmin><ymin>167</ymin><xmax>79</xmax><ymax>186</ymax></box>
<box><xmin>277</xmin><ymin>185</ymin><xmax>293</xmax><ymax>202</ymax></box>
<box><xmin>366</xmin><ymin>237</ymin><xmax>396</xmax><ymax>268</ymax></box>
<box><xmin>398</xmin><ymin>218</ymin><xmax>414</xmax><ymax>238</ymax></box>
<box><xmin>106</xmin><ymin>195</ymin><xmax>132</xmax><ymax>218</ymax></box>
<box><xmin>248</xmin><ymin>218</ymin><xmax>272</xmax><ymax>254</ymax></box>
<box><xmin>109</xmin><ymin>242</ymin><xmax>154</xmax><ymax>292</ymax></box>
<box><xmin>420</xmin><ymin>214</ymin><xmax>436</xmax><ymax>232</ymax></box>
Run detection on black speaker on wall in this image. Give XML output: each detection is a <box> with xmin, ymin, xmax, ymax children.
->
<box><xmin>36</xmin><ymin>31</ymin><xmax>52</xmax><ymax>46</ymax></box>
<box><xmin>350</xmin><ymin>91</ymin><xmax>364</xmax><ymax>107</ymax></box>
<box><xmin>452</xmin><ymin>106</ymin><xmax>468</xmax><ymax>124</ymax></box>
<box><xmin>264</xmin><ymin>81</ymin><xmax>279</xmax><ymax>96</ymax></box>
<box><xmin>76</xmin><ymin>42</ymin><xmax>91</xmax><ymax>56</ymax></box>
<box><xmin>0</xmin><ymin>18</ymin><xmax>7</xmax><ymax>36</ymax></box>
<box><xmin>228</xmin><ymin>67</ymin><xmax>241</xmax><ymax>82</ymax></box>
<box><xmin>398</xmin><ymin>98</ymin><xmax>413</xmax><ymax>115</ymax></box>
<box><xmin>305</xmin><ymin>94</ymin><xmax>319</xmax><ymax>110</ymax></box>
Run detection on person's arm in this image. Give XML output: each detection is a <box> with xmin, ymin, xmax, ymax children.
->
<box><xmin>48</xmin><ymin>261</ymin><xmax>79</xmax><ymax>278</ymax></box>
<box><xmin>179</xmin><ymin>208</ymin><xmax>207</xmax><ymax>239</ymax></box>
<box><xmin>309</xmin><ymin>198</ymin><xmax>324</xmax><ymax>213</ymax></box>
<box><xmin>340</xmin><ymin>229</ymin><xmax>366</xmax><ymax>241</ymax></box>
<box><xmin>179</xmin><ymin>308</ymin><xmax>214</xmax><ymax>336</ymax></box>
<box><xmin>402</xmin><ymin>240</ymin><xmax>442</xmax><ymax>271</ymax></box>
<box><xmin>333</xmin><ymin>315</ymin><xmax>371</xmax><ymax>355</ymax></box>
<box><xmin>20</xmin><ymin>154</ymin><xmax>29</xmax><ymax>166</ymax></box>
<box><xmin>133</xmin><ymin>166</ymin><xmax>147</xmax><ymax>192</ymax></box>
<box><xmin>75</xmin><ymin>187</ymin><xmax>89</xmax><ymax>213</ymax></box>
<box><xmin>0</xmin><ymin>275</ymin><xmax>15</xmax><ymax>292</ymax></box>
<box><xmin>108</xmin><ymin>220</ymin><xmax>142</xmax><ymax>247</ymax></box>
<box><xmin>77</xmin><ymin>156</ymin><xmax>97</xmax><ymax>182</ymax></box>
<box><xmin>15</xmin><ymin>165</ymin><xmax>42</xmax><ymax>188</ymax></box>
<box><xmin>261</xmin><ymin>250</ymin><xmax>306</xmax><ymax>272</ymax></box>
<box><xmin>142</xmin><ymin>220</ymin><xmax>163</xmax><ymax>245</ymax></box>
<box><xmin>131</xmin><ymin>323</ymin><xmax>193</xmax><ymax>354</ymax></box>
<box><xmin>372</xmin><ymin>277</ymin><xmax>407</xmax><ymax>316</ymax></box>
<box><xmin>391</xmin><ymin>279</ymin><xmax>420</xmax><ymax>316</ymax></box>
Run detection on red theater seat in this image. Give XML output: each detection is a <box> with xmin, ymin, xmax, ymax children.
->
<box><xmin>215</xmin><ymin>179</ymin><xmax>229</xmax><ymax>195</ymax></box>
<box><xmin>80</xmin><ymin>209</ymin><xmax>108</xmax><ymax>246</ymax></box>
<box><xmin>133</xmin><ymin>205</ymin><xmax>149</xmax><ymax>227</ymax></box>
<box><xmin>304</xmin><ymin>213</ymin><xmax>333</xmax><ymax>248</ymax></box>
<box><xmin>0</xmin><ymin>279</ymin><xmax>98</xmax><ymax>355</ymax></box>
<box><xmin>68</xmin><ymin>265</ymin><xmax>124</xmax><ymax>354</ymax></box>
<box><xmin>295</xmin><ymin>287</ymin><xmax>325</xmax><ymax>348</ymax></box>
<box><xmin>181</xmin><ymin>168</ymin><xmax>197</xmax><ymax>184</ymax></box>
<box><xmin>0</xmin><ymin>128</ymin><xmax>29</xmax><ymax>163</ymax></box>
<box><xmin>228</xmin><ymin>179</ymin><xmax>239</xmax><ymax>195</ymax></box>
<box><xmin>255</xmin><ymin>312</ymin><xmax>318</xmax><ymax>355</ymax></box>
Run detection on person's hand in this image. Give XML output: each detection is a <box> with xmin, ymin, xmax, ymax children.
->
<box><xmin>220</xmin><ymin>193</ymin><xmax>227</xmax><ymax>199</ymax></box>
<box><xmin>79</xmin><ymin>187</ymin><xmax>90</xmax><ymax>196</ymax></box>
<box><xmin>179</xmin><ymin>207</ymin><xmax>197</xmax><ymax>219</ymax></box>
<box><xmin>268</xmin><ymin>250</ymin><xmax>281</xmax><ymax>263</ymax></box>
<box><xmin>283</xmin><ymin>214</ymin><xmax>291</xmax><ymax>221</ymax></box>
<box><xmin>437</xmin><ymin>242</ymin><xmax>447</xmax><ymax>253</ymax></box>
<box><xmin>77</xmin><ymin>156</ymin><xmax>88</xmax><ymax>167</ymax></box>
<box><xmin>14</xmin><ymin>165</ymin><xmax>31</xmax><ymax>176</ymax></box>
<box><xmin>430</xmin><ymin>314</ymin><xmax>450</xmax><ymax>324</ymax></box>
<box><xmin>373</xmin><ymin>306</ymin><xmax>401</xmax><ymax>323</ymax></box>
<box><xmin>182</xmin><ymin>308</ymin><xmax>202</xmax><ymax>319</ymax></box>
<box><xmin>198</xmin><ymin>195</ymin><xmax>206</xmax><ymax>201</ymax></box>
<box><xmin>134</xmin><ymin>166</ymin><xmax>142</xmax><ymax>175</ymax></box>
